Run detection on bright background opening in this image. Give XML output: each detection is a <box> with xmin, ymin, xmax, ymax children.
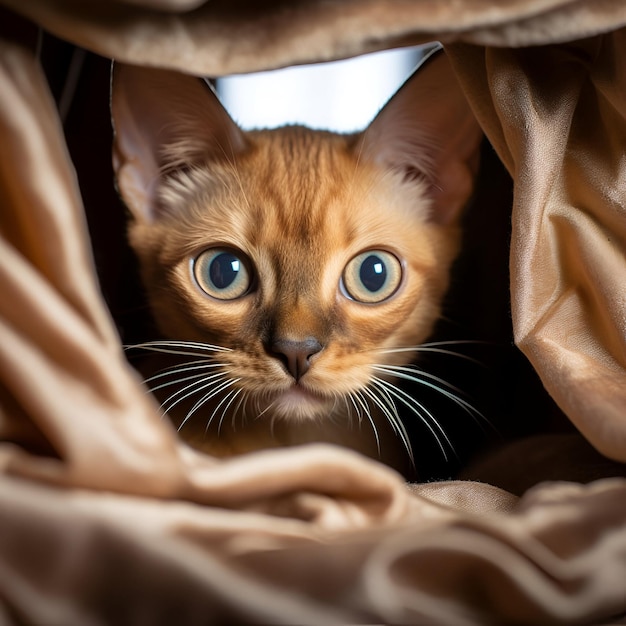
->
<box><xmin>216</xmin><ymin>46</ymin><xmax>431</xmax><ymax>133</ymax></box>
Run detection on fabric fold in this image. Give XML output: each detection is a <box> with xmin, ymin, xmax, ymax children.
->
<box><xmin>1</xmin><ymin>1</ymin><xmax>626</xmax><ymax>624</ymax></box>
<box><xmin>448</xmin><ymin>33</ymin><xmax>626</xmax><ymax>461</ymax></box>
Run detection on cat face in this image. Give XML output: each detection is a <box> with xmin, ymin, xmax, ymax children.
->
<box><xmin>111</xmin><ymin>47</ymin><xmax>482</xmax><ymax>461</ymax></box>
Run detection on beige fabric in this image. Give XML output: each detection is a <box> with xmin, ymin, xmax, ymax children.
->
<box><xmin>3</xmin><ymin>0</ymin><xmax>626</xmax><ymax>72</ymax></box>
<box><xmin>446</xmin><ymin>34</ymin><xmax>626</xmax><ymax>461</ymax></box>
<box><xmin>1</xmin><ymin>0</ymin><xmax>626</xmax><ymax>623</ymax></box>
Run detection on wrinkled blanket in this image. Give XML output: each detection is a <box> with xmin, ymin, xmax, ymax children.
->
<box><xmin>1</xmin><ymin>1</ymin><xmax>626</xmax><ymax>624</ymax></box>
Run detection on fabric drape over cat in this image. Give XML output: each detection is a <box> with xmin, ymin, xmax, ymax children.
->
<box><xmin>1</xmin><ymin>1</ymin><xmax>626</xmax><ymax>624</ymax></box>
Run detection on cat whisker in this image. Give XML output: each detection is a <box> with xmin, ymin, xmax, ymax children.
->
<box><xmin>371</xmin><ymin>375</ymin><xmax>453</xmax><ymax>461</ymax></box>
<box><xmin>242</xmin><ymin>392</ymin><xmax>254</xmax><ymax>428</ymax></box>
<box><xmin>375</xmin><ymin>340</ymin><xmax>491</xmax><ymax>367</ymax></box>
<box><xmin>346</xmin><ymin>391</ymin><xmax>363</xmax><ymax>424</ymax></box>
<box><xmin>186</xmin><ymin>377</ymin><xmax>239</xmax><ymax>419</ymax></box>
<box><xmin>376</xmin><ymin>340</ymin><xmax>484</xmax><ymax>351</ymax></box>
<box><xmin>353</xmin><ymin>389</ymin><xmax>381</xmax><ymax>458</ymax></box>
<box><xmin>161</xmin><ymin>372</ymin><xmax>230</xmax><ymax>415</ymax></box>
<box><xmin>418</xmin><ymin>340</ymin><xmax>489</xmax><ymax>348</ymax></box>
<box><xmin>131</xmin><ymin>340</ymin><xmax>248</xmax><ymax>435</ymax></box>
<box><xmin>147</xmin><ymin>367</ymin><xmax>228</xmax><ymax>393</ymax></box>
<box><xmin>354</xmin><ymin>390</ymin><xmax>371</xmax><ymax>425</ymax></box>
<box><xmin>343</xmin><ymin>395</ymin><xmax>355</xmax><ymax>423</ymax></box>
<box><xmin>178</xmin><ymin>377</ymin><xmax>241</xmax><ymax>432</ymax></box>
<box><xmin>231</xmin><ymin>389</ymin><xmax>250</xmax><ymax>430</ymax></box>
<box><xmin>376</xmin><ymin>362</ymin><xmax>466</xmax><ymax>390</ymax></box>
<box><xmin>373</xmin><ymin>363</ymin><xmax>492</xmax><ymax>432</ymax></box>
<box><xmin>126</xmin><ymin>340</ymin><xmax>231</xmax><ymax>351</ymax></box>
<box><xmin>354</xmin><ymin>388</ymin><xmax>369</xmax><ymax>419</ymax></box>
<box><xmin>214</xmin><ymin>387</ymin><xmax>244</xmax><ymax>435</ymax></box>
<box><xmin>132</xmin><ymin>346</ymin><xmax>225</xmax><ymax>359</ymax></box>
<box><xmin>362</xmin><ymin>384</ymin><xmax>414</xmax><ymax>466</ymax></box>
<box><xmin>125</xmin><ymin>340</ymin><xmax>232</xmax><ymax>359</ymax></box>
<box><xmin>373</xmin><ymin>381</ymin><xmax>402</xmax><ymax>426</ymax></box>
<box><xmin>144</xmin><ymin>360</ymin><xmax>224</xmax><ymax>385</ymax></box>
<box><xmin>254</xmin><ymin>395</ymin><xmax>280</xmax><ymax>421</ymax></box>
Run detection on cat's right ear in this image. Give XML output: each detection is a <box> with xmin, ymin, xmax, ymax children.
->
<box><xmin>357</xmin><ymin>46</ymin><xmax>482</xmax><ymax>226</ymax></box>
<box><xmin>110</xmin><ymin>63</ymin><xmax>246</xmax><ymax>223</ymax></box>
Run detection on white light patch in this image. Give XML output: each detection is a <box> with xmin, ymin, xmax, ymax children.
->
<box><xmin>373</xmin><ymin>263</ymin><xmax>384</xmax><ymax>275</ymax></box>
<box><xmin>216</xmin><ymin>46</ymin><xmax>427</xmax><ymax>133</ymax></box>
<box><xmin>231</xmin><ymin>260</ymin><xmax>240</xmax><ymax>272</ymax></box>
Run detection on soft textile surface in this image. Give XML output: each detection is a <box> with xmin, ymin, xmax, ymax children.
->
<box><xmin>1</xmin><ymin>1</ymin><xmax>626</xmax><ymax>624</ymax></box>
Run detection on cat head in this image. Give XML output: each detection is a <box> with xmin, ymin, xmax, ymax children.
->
<box><xmin>111</xmin><ymin>48</ymin><xmax>482</xmax><ymax>429</ymax></box>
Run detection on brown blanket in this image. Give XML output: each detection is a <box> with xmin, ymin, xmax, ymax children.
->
<box><xmin>1</xmin><ymin>1</ymin><xmax>626</xmax><ymax>623</ymax></box>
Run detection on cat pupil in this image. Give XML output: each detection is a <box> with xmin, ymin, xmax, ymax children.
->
<box><xmin>210</xmin><ymin>252</ymin><xmax>240</xmax><ymax>290</ymax></box>
<box><xmin>360</xmin><ymin>254</ymin><xmax>387</xmax><ymax>292</ymax></box>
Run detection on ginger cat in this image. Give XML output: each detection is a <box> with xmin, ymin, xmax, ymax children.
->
<box><xmin>111</xmin><ymin>47</ymin><xmax>482</xmax><ymax>476</ymax></box>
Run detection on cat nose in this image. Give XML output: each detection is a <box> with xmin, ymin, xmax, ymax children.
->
<box><xmin>269</xmin><ymin>338</ymin><xmax>323</xmax><ymax>381</ymax></box>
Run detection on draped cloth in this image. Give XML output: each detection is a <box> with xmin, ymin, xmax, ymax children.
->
<box><xmin>1</xmin><ymin>1</ymin><xmax>626</xmax><ymax>623</ymax></box>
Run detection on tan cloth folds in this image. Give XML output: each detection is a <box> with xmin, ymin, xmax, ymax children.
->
<box><xmin>446</xmin><ymin>34</ymin><xmax>626</xmax><ymax>461</ymax></box>
<box><xmin>1</xmin><ymin>0</ymin><xmax>626</xmax><ymax>74</ymax></box>
<box><xmin>1</xmin><ymin>1</ymin><xmax>626</xmax><ymax>624</ymax></box>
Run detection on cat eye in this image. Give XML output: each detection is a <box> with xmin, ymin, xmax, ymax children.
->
<box><xmin>342</xmin><ymin>250</ymin><xmax>403</xmax><ymax>303</ymax></box>
<box><xmin>193</xmin><ymin>248</ymin><xmax>253</xmax><ymax>300</ymax></box>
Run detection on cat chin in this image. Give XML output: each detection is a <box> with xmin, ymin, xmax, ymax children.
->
<box><xmin>266</xmin><ymin>385</ymin><xmax>335</xmax><ymax>422</ymax></box>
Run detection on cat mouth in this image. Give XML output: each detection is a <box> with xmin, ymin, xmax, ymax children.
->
<box><xmin>266</xmin><ymin>384</ymin><xmax>333</xmax><ymax>420</ymax></box>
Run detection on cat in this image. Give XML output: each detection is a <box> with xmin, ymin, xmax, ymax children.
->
<box><xmin>111</xmin><ymin>46</ymin><xmax>483</xmax><ymax>477</ymax></box>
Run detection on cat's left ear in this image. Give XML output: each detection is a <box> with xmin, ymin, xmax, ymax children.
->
<box><xmin>358</xmin><ymin>45</ymin><xmax>482</xmax><ymax>225</ymax></box>
<box><xmin>110</xmin><ymin>63</ymin><xmax>246</xmax><ymax>223</ymax></box>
